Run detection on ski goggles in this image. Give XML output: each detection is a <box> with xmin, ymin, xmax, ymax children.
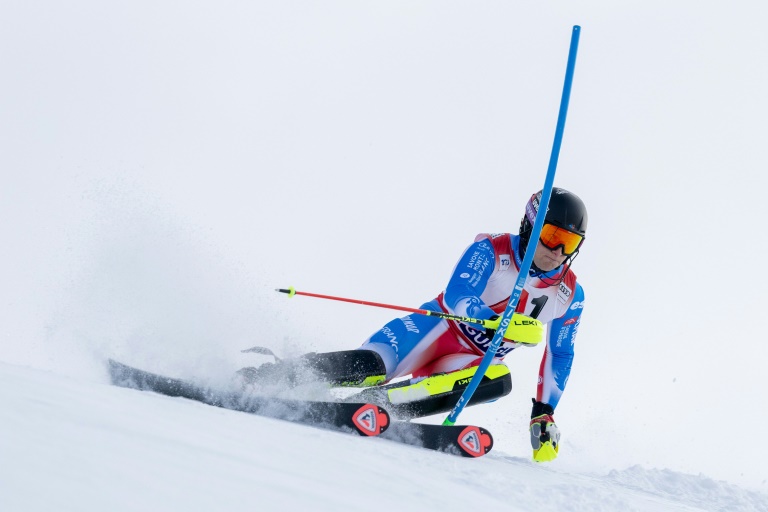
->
<box><xmin>539</xmin><ymin>223</ymin><xmax>584</xmax><ymax>255</ymax></box>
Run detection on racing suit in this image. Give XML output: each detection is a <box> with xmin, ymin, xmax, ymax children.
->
<box><xmin>360</xmin><ymin>232</ymin><xmax>584</xmax><ymax>409</ymax></box>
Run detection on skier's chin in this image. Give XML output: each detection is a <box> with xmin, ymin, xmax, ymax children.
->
<box><xmin>535</xmin><ymin>257</ymin><xmax>562</xmax><ymax>272</ymax></box>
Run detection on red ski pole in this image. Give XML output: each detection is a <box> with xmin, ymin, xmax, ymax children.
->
<box><xmin>275</xmin><ymin>286</ymin><xmax>493</xmax><ymax>327</ymax></box>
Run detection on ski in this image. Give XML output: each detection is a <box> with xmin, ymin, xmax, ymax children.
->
<box><xmin>109</xmin><ymin>360</ymin><xmax>493</xmax><ymax>456</ymax></box>
<box><xmin>234</xmin><ymin>348</ymin><xmax>496</xmax><ymax>456</ymax></box>
<box><xmin>107</xmin><ymin>360</ymin><xmax>390</xmax><ymax>437</ymax></box>
<box><xmin>382</xmin><ymin>421</ymin><xmax>494</xmax><ymax>458</ymax></box>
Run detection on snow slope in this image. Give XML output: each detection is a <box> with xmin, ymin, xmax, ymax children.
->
<box><xmin>3</xmin><ymin>1</ymin><xmax>768</xmax><ymax>510</ymax></box>
<box><xmin>1</xmin><ymin>362</ymin><xmax>765</xmax><ymax>512</ymax></box>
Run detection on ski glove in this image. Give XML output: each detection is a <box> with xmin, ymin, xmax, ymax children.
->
<box><xmin>530</xmin><ymin>399</ymin><xmax>560</xmax><ymax>462</ymax></box>
<box><xmin>483</xmin><ymin>314</ymin><xmax>544</xmax><ymax>345</ymax></box>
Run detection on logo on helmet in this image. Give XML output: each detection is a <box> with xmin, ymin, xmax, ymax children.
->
<box><xmin>526</xmin><ymin>197</ymin><xmax>538</xmax><ymax>225</ymax></box>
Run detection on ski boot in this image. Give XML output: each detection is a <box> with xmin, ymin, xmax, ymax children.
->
<box><xmin>346</xmin><ymin>364</ymin><xmax>512</xmax><ymax>419</ymax></box>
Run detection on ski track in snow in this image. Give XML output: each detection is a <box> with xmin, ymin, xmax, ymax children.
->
<box><xmin>1</xmin><ymin>362</ymin><xmax>765</xmax><ymax>512</ymax></box>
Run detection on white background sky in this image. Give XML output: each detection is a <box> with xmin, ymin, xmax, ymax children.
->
<box><xmin>2</xmin><ymin>1</ymin><xmax>767</xmax><ymax>490</ymax></box>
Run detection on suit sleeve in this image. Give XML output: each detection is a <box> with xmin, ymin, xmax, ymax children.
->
<box><xmin>442</xmin><ymin>237</ymin><xmax>498</xmax><ymax>326</ymax></box>
<box><xmin>536</xmin><ymin>283</ymin><xmax>584</xmax><ymax>409</ymax></box>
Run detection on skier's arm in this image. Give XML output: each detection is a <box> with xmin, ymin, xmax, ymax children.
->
<box><xmin>442</xmin><ymin>237</ymin><xmax>497</xmax><ymax>325</ymax></box>
<box><xmin>536</xmin><ymin>283</ymin><xmax>584</xmax><ymax>409</ymax></box>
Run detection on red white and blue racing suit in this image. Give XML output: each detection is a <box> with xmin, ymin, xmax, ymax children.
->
<box><xmin>360</xmin><ymin>233</ymin><xmax>584</xmax><ymax>409</ymax></box>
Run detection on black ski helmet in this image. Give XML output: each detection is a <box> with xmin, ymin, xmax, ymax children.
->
<box><xmin>519</xmin><ymin>187</ymin><xmax>588</xmax><ymax>258</ymax></box>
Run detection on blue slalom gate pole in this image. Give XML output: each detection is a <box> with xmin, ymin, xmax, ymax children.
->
<box><xmin>443</xmin><ymin>25</ymin><xmax>582</xmax><ymax>426</ymax></box>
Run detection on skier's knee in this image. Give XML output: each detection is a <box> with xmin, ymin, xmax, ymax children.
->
<box><xmin>357</xmin><ymin>345</ymin><xmax>396</xmax><ymax>379</ymax></box>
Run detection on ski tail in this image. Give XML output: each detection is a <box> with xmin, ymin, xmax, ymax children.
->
<box><xmin>383</xmin><ymin>422</ymin><xmax>494</xmax><ymax>457</ymax></box>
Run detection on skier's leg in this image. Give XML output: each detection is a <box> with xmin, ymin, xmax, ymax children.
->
<box><xmin>358</xmin><ymin>316</ymin><xmax>442</xmax><ymax>380</ymax></box>
<box><xmin>237</xmin><ymin>349</ymin><xmax>388</xmax><ymax>387</ymax></box>
<box><xmin>238</xmin><ymin>300</ymin><xmax>468</xmax><ymax>388</ymax></box>
<box><xmin>349</xmin><ymin>357</ymin><xmax>512</xmax><ymax>418</ymax></box>
<box><xmin>413</xmin><ymin>353</ymin><xmax>486</xmax><ymax>378</ymax></box>
<box><xmin>236</xmin><ymin>300</ymin><xmax>445</xmax><ymax>387</ymax></box>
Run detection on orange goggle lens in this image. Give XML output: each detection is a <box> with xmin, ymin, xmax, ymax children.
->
<box><xmin>539</xmin><ymin>224</ymin><xmax>584</xmax><ymax>255</ymax></box>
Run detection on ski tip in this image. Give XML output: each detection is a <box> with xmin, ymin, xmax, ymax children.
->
<box><xmin>351</xmin><ymin>404</ymin><xmax>390</xmax><ymax>437</ymax></box>
<box><xmin>457</xmin><ymin>426</ymin><xmax>494</xmax><ymax>458</ymax></box>
<box><xmin>240</xmin><ymin>346</ymin><xmax>277</xmax><ymax>357</ymax></box>
<box><xmin>107</xmin><ymin>359</ymin><xmax>129</xmax><ymax>376</ymax></box>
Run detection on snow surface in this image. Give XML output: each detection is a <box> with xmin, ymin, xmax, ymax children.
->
<box><xmin>1</xmin><ymin>362</ymin><xmax>766</xmax><ymax>512</ymax></box>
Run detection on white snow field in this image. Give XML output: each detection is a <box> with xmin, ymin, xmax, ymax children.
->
<box><xmin>1</xmin><ymin>362</ymin><xmax>766</xmax><ymax>512</ymax></box>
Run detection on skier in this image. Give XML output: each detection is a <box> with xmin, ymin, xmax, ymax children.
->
<box><xmin>241</xmin><ymin>187</ymin><xmax>587</xmax><ymax>462</ymax></box>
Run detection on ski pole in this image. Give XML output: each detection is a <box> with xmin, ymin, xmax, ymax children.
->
<box><xmin>276</xmin><ymin>287</ymin><xmax>495</xmax><ymax>328</ymax></box>
<box><xmin>443</xmin><ymin>25</ymin><xmax>582</xmax><ymax>426</ymax></box>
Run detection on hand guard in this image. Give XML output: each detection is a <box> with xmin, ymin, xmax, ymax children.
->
<box><xmin>530</xmin><ymin>399</ymin><xmax>560</xmax><ymax>462</ymax></box>
<box><xmin>483</xmin><ymin>314</ymin><xmax>544</xmax><ymax>346</ymax></box>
